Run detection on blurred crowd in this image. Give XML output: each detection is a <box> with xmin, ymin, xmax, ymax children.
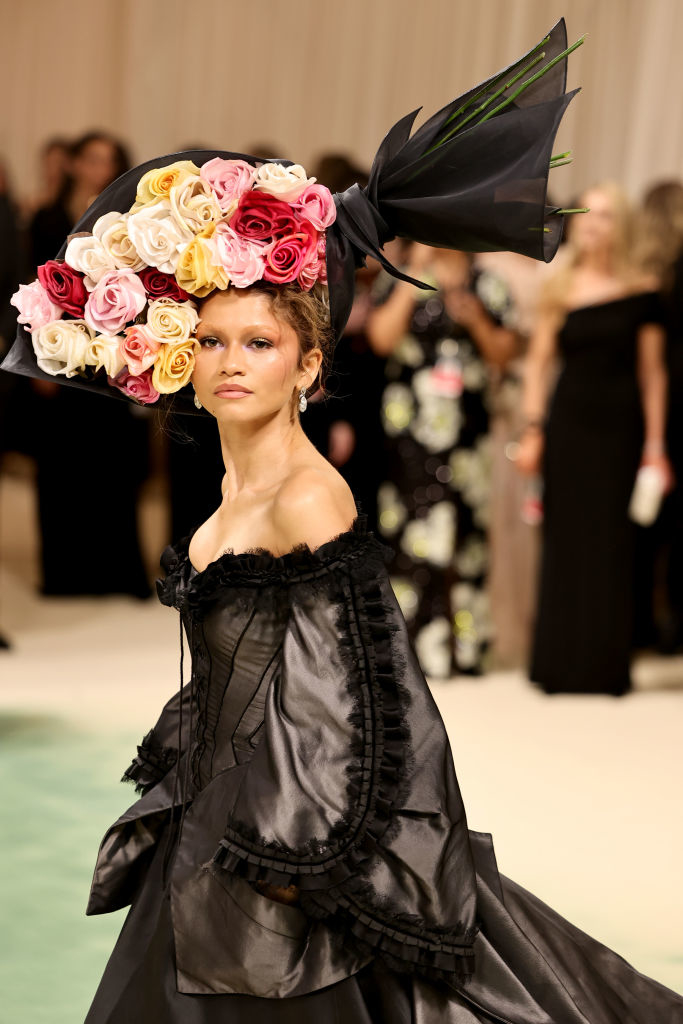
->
<box><xmin>1</xmin><ymin>131</ymin><xmax>682</xmax><ymax>694</ymax></box>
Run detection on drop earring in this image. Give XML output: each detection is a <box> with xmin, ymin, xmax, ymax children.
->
<box><xmin>298</xmin><ymin>388</ymin><xmax>307</xmax><ymax>413</ymax></box>
<box><xmin>193</xmin><ymin>389</ymin><xmax>202</xmax><ymax>410</ymax></box>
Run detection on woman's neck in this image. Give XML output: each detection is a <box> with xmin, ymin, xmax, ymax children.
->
<box><xmin>217</xmin><ymin>412</ymin><xmax>310</xmax><ymax>501</ymax></box>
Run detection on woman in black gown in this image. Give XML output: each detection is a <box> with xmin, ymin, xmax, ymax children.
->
<box><xmin>517</xmin><ymin>183</ymin><xmax>673</xmax><ymax>694</ymax></box>
<box><xmin>4</xmin><ymin>22</ymin><xmax>682</xmax><ymax>1022</ymax></box>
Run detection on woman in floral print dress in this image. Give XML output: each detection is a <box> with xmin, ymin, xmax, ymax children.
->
<box><xmin>367</xmin><ymin>246</ymin><xmax>516</xmax><ymax>678</ymax></box>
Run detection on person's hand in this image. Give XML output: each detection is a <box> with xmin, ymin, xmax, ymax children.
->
<box><xmin>328</xmin><ymin>420</ymin><xmax>356</xmax><ymax>468</ymax></box>
<box><xmin>254</xmin><ymin>879</ymin><xmax>300</xmax><ymax>905</ymax></box>
<box><xmin>514</xmin><ymin>426</ymin><xmax>544</xmax><ymax>476</ymax></box>
<box><xmin>444</xmin><ymin>289</ymin><xmax>486</xmax><ymax>330</ymax></box>
<box><xmin>640</xmin><ymin>450</ymin><xmax>675</xmax><ymax>494</ymax></box>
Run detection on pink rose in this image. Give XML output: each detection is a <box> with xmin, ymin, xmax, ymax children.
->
<box><xmin>317</xmin><ymin>236</ymin><xmax>328</xmax><ymax>285</ymax></box>
<box><xmin>200</xmin><ymin>158</ymin><xmax>256</xmax><ymax>213</ymax></box>
<box><xmin>292</xmin><ymin>184</ymin><xmax>336</xmax><ymax>230</ymax></box>
<box><xmin>84</xmin><ymin>269</ymin><xmax>147</xmax><ymax>335</ymax></box>
<box><xmin>37</xmin><ymin>260</ymin><xmax>87</xmax><ymax>317</ymax></box>
<box><xmin>11</xmin><ymin>281</ymin><xmax>63</xmax><ymax>332</ymax></box>
<box><xmin>119</xmin><ymin>324</ymin><xmax>162</xmax><ymax>376</ymax></box>
<box><xmin>263</xmin><ymin>220</ymin><xmax>318</xmax><ymax>285</ymax></box>
<box><xmin>210</xmin><ymin>224</ymin><xmax>266</xmax><ymax>287</ymax></box>
<box><xmin>108</xmin><ymin>367</ymin><xmax>160</xmax><ymax>405</ymax></box>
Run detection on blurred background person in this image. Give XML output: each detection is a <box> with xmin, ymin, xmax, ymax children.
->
<box><xmin>634</xmin><ymin>180</ymin><xmax>683</xmax><ymax>653</ymax></box>
<box><xmin>367</xmin><ymin>243</ymin><xmax>517</xmax><ymax>678</ymax></box>
<box><xmin>517</xmin><ymin>182</ymin><xmax>672</xmax><ymax>695</ymax></box>
<box><xmin>20</xmin><ymin>137</ymin><xmax>71</xmax><ymax>224</ymax></box>
<box><xmin>23</xmin><ymin>131</ymin><xmax>152</xmax><ymax>597</ymax></box>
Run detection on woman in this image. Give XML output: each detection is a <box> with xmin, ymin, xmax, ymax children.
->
<box><xmin>367</xmin><ymin>245</ymin><xmax>516</xmax><ymax>678</ymax></box>
<box><xmin>517</xmin><ymin>183</ymin><xmax>673</xmax><ymax>694</ymax></box>
<box><xmin>4</xmin><ymin>22</ymin><xmax>682</xmax><ymax>1021</ymax></box>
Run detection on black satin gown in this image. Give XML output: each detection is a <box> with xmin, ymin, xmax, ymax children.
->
<box><xmin>85</xmin><ymin>521</ymin><xmax>683</xmax><ymax>1022</ymax></box>
<box><xmin>531</xmin><ymin>292</ymin><xmax>665</xmax><ymax>695</ymax></box>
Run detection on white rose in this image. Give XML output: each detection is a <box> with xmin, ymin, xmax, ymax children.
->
<box><xmin>84</xmin><ymin>333</ymin><xmax>126</xmax><ymax>377</ymax></box>
<box><xmin>32</xmin><ymin>320</ymin><xmax>94</xmax><ymax>377</ymax></box>
<box><xmin>93</xmin><ymin>212</ymin><xmax>146</xmax><ymax>272</ymax></box>
<box><xmin>146</xmin><ymin>297</ymin><xmax>199</xmax><ymax>344</ymax></box>
<box><xmin>253</xmin><ymin>162</ymin><xmax>315</xmax><ymax>202</ymax></box>
<box><xmin>127</xmin><ymin>200</ymin><xmax>193</xmax><ymax>274</ymax></box>
<box><xmin>169</xmin><ymin>177</ymin><xmax>221</xmax><ymax>237</ymax></box>
<box><xmin>64</xmin><ymin>234</ymin><xmax>116</xmax><ymax>290</ymax></box>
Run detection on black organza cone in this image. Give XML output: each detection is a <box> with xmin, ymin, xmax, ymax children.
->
<box><xmin>1</xmin><ymin>20</ymin><xmax>579</xmax><ymax>412</ymax></box>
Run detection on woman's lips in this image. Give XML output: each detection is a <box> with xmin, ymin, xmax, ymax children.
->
<box><xmin>214</xmin><ymin>386</ymin><xmax>252</xmax><ymax>399</ymax></box>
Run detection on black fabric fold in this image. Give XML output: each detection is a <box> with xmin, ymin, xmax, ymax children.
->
<box><xmin>121</xmin><ymin>729</ymin><xmax>179</xmax><ymax>796</ymax></box>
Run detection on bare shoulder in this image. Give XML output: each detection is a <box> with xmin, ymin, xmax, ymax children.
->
<box><xmin>272</xmin><ymin>465</ymin><xmax>357</xmax><ymax>552</ymax></box>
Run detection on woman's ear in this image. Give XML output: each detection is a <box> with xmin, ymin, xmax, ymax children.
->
<box><xmin>298</xmin><ymin>346</ymin><xmax>323</xmax><ymax>391</ymax></box>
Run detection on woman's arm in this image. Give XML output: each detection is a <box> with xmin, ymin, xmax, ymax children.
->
<box><xmin>636</xmin><ymin>322</ymin><xmax>674</xmax><ymax>489</ymax></box>
<box><xmin>366</xmin><ymin>278</ymin><xmax>420</xmax><ymax>357</ymax></box>
<box><xmin>515</xmin><ymin>308</ymin><xmax>560</xmax><ymax>476</ymax></box>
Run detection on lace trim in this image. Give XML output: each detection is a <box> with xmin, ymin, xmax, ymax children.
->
<box><xmin>211</xmin><ymin>568</ymin><xmax>477</xmax><ymax>982</ymax></box>
<box><xmin>121</xmin><ymin>729</ymin><xmax>178</xmax><ymax>796</ymax></box>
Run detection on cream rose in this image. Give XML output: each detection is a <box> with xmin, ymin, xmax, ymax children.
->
<box><xmin>169</xmin><ymin>177</ymin><xmax>221</xmax><ymax>237</ymax></box>
<box><xmin>93</xmin><ymin>212</ymin><xmax>146</xmax><ymax>272</ymax></box>
<box><xmin>253</xmin><ymin>162</ymin><xmax>315</xmax><ymax>202</ymax></box>
<box><xmin>145</xmin><ymin>298</ymin><xmax>199</xmax><ymax>344</ymax></box>
<box><xmin>84</xmin><ymin>333</ymin><xmax>126</xmax><ymax>377</ymax></box>
<box><xmin>175</xmin><ymin>226</ymin><xmax>229</xmax><ymax>297</ymax></box>
<box><xmin>151</xmin><ymin>339</ymin><xmax>199</xmax><ymax>394</ymax></box>
<box><xmin>64</xmin><ymin>234</ymin><xmax>116</xmax><ymax>289</ymax></box>
<box><xmin>127</xmin><ymin>201</ymin><xmax>192</xmax><ymax>274</ymax></box>
<box><xmin>133</xmin><ymin>160</ymin><xmax>201</xmax><ymax>208</ymax></box>
<box><xmin>32</xmin><ymin>319</ymin><xmax>94</xmax><ymax>377</ymax></box>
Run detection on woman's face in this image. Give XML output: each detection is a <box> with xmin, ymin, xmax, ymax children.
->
<box><xmin>71</xmin><ymin>139</ymin><xmax>119</xmax><ymax>195</ymax></box>
<box><xmin>192</xmin><ymin>289</ymin><xmax>320</xmax><ymax>426</ymax></box>
<box><xmin>570</xmin><ymin>188</ymin><xmax>618</xmax><ymax>256</ymax></box>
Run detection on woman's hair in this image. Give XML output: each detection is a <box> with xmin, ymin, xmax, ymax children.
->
<box><xmin>634</xmin><ymin>180</ymin><xmax>683</xmax><ymax>287</ymax></box>
<box><xmin>57</xmin><ymin>131</ymin><xmax>131</xmax><ymax>207</ymax></box>
<box><xmin>244</xmin><ymin>280</ymin><xmax>333</xmax><ymax>395</ymax></box>
<box><xmin>540</xmin><ymin>181</ymin><xmax>637</xmax><ymax>316</ymax></box>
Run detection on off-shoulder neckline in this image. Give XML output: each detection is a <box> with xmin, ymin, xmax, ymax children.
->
<box><xmin>177</xmin><ymin>515</ymin><xmax>370</xmax><ymax>580</ymax></box>
<box><xmin>565</xmin><ymin>290</ymin><xmax>659</xmax><ymax>316</ymax></box>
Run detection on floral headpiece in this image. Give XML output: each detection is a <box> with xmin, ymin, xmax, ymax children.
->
<box><xmin>5</xmin><ymin>20</ymin><xmax>583</xmax><ymax>412</ymax></box>
<box><xmin>11</xmin><ymin>158</ymin><xmax>334</xmax><ymax>405</ymax></box>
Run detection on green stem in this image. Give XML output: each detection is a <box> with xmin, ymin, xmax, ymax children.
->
<box><xmin>477</xmin><ymin>36</ymin><xmax>586</xmax><ymax>126</ymax></box>
<box><xmin>441</xmin><ymin>33</ymin><xmax>551</xmax><ymax>129</ymax></box>
<box><xmin>549</xmin><ymin>158</ymin><xmax>573</xmax><ymax>168</ymax></box>
<box><xmin>428</xmin><ymin>52</ymin><xmax>546</xmax><ymax>154</ymax></box>
<box><xmin>551</xmin><ymin>151</ymin><xmax>571</xmax><ymax>162</ymax></box>
<box><xmin>554</xmin><ymin>207</ymin><xmax>590</xmax><ymax>214</ymax></box>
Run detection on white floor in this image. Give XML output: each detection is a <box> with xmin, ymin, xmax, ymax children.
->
<box><xmin>1</xmin><ymin>468</ymin><xmax>682</xmax><ymax>997</ymax></box>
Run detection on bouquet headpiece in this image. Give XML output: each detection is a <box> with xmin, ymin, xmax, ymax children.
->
<box><xmin>3</xmin><ymin>19</ymin><xmax>582</xmax><ymax>411</ymax></box>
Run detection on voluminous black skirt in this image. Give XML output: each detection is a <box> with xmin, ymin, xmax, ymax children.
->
<box><xmin>85</xmin><ymin>823</ymin><xmax>683</xmax><ymax>1024</ymax></box>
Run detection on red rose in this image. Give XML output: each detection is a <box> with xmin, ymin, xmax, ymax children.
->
<box><xmin>263</xmin><ymin>220</ymin><xmax>319</xmax><ymax>285</ymax></box>
<box><xmin>138</xmin><ymin>268</ymin><xmax>191</xmax><ymax>303</ymax></box>
<box><xmin>230</xmin><ymin>191</ymin><xmax>298</xmax><ymax>243</ymax></box>
<box><xmin>37</xmin><ymin>260</ymin><xmax>87</xmax><ymax>317</ymax></box>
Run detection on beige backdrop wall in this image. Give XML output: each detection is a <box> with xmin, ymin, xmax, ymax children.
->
<box><xmin>1</xmin><ymin>0</ymin><xmax>682</xmax><ymax>206</ymax></box>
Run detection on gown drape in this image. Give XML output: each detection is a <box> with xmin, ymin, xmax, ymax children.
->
<box><xmin>84</xmin><ymin>520</ymin><xmax>683</xmax><ymax>1022</ymax></box>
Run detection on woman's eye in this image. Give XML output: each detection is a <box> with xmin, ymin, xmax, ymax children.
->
<box><xmin>198</xmin><ymin>335</ymin><xmax>221</xmax><ymax>348</ymax></box>
<box><xmin>249</xmin><ymin>337</ymin><xmax>272</xmax><ymax>350</ymax></box>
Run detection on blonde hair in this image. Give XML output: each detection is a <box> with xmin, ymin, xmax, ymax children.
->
<box><xmin>540</xmin><ymin>181</ymin><xmax>638</xmax><ymax>316</ymax></box>
<box><xmin>635</xmin><ymin>180</ymin><xmax>683</xmax><ymax>287</ymax></box>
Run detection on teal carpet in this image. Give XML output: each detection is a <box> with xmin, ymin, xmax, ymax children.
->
<box><xmin>0</xmin><ymin>713</ymin><xmax>137</xmax><ymax>1024</ymax></box>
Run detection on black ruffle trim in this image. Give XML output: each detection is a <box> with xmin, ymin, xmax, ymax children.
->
<box><xmin>121</xmin><ymin>729</ymin><xmax>178</xmax><ymax>796</ymax></box>
<box><xmin>155</xmin><ymin>516</ymin><xmax>392</xmax><ymax>620</ymax></box>
<box><xmin>212</xmin><ymin>568</ymin><xmax>476</xmax><ymax>983</ymax></box>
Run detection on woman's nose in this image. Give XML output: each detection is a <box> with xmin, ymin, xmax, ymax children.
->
<box><xmin>218</xmin><ymin>340</ymin><xmax>246</xmax><ymax>375</ymax></box>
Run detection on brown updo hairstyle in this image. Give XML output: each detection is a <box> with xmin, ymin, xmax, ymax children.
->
<box><xmin>242</xmin><ymin>280</ymin><xmax>334</xmax><ymax>397</ymax></box>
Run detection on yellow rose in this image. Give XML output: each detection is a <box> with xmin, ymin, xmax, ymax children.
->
<box><xmin>152</xmin><ymin>339</ymin><xmax>200</xmax><ymax>394</ymax></box>
<box><xmin>169</xmin><ymin>177</ymin><xmax>221</xmax><ymax>236</ymax></box>
<box><xmin>175</xmin><ymin>226</ymin><xmax>229</xmax><ymax>297</ymax></box>
<box><xmin>133</xmin><ymin>160</ymin><xmax>201</xmax><ymax>209</ymax></box>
